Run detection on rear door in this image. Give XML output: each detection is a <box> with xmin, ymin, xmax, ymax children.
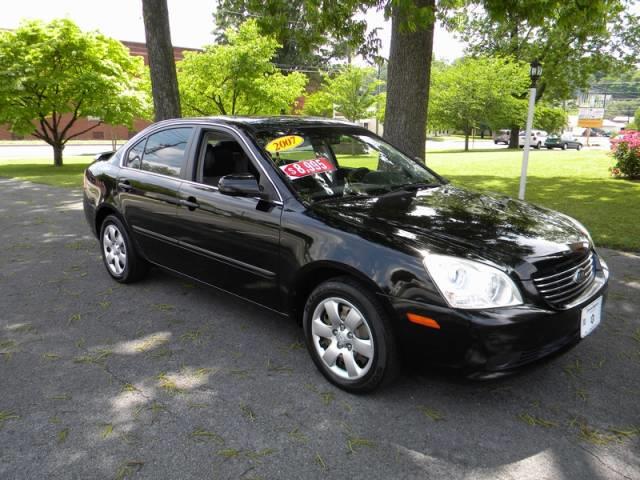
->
<box><xmin>173</xmin><ymin>126</ymin><xmax>283</xmax><ymax>310</ymax></box>
<box><xmin>117</xmin><ymin>126</ymin><xmax>195</xmax><ymax>269</ymax></box>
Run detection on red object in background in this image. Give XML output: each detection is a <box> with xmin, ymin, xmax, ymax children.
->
<box><xmin>280</xmin><ymin>157</ymin><xmax>336</xmax><ymax>179</ymax></box>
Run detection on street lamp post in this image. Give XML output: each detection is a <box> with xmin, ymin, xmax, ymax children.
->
<box><xmin>518</xmin><ymin>60</ymin><xmax>543</xmax><ymax>200</ymax></box>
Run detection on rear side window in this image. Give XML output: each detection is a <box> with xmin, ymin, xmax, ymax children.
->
<box><xmin>141</xmin><ymin>127</ymin><xmax>193</xmax><ymax>177</ymax></box>
<box><xmin>125</xmin><ymin>139</ymin><xmax>146</xmax><ymax>169</ymax></box>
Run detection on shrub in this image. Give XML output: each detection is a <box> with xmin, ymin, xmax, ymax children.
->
<box><xmin>610</xmin><ymin>130</ymin><xmax>640</xmax><ymax>179</ymax></box>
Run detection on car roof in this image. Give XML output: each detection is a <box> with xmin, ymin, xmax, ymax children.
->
<box><xmin>148</xmin><ymin>116</ymin><xmax>360</xmax><ymax>132</ymax></box>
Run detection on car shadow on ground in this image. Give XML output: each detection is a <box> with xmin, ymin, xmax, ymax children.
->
<box><xmin>0</xmin><ymin>178</ymin><xmax>638</xmax><ymax>479</ymax></box>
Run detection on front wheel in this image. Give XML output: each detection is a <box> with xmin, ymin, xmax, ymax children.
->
<box><xmin>99</xmin><ymin>215</ymin><xmax>148</xmax><ymax>283</ymax></box>
<box><xmin>303</xmin><ymin>277</ymin><xmax>399</xmax><ymax>393</ymax></box>
<box><xmin>535</xmin><ymin>142</ymin><xmax>541</xmax><ymax>149</ymax></box>
<box><xmin>576</xmin><ymin>144</ymin><xmax>582</xmax><ymax>151</ymax></box>
<box><xmin>562</xmin><ymin>143</ymin><xmax>568</xmax><ymax>150</ymax></box>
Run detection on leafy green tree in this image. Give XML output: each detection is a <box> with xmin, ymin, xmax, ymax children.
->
<box><xmin>0</xmin><ymin>19</ymin><xmax>147</xmax><ymax>166</ymax></box>
<box><xmin>215</xmin><ymin>1</ymin><xmax>445</xmax><ymax>160</ymax></box>
<box><xmin>301</xmin><ymin>91</ymin><xmax>334</xmax><ymax>117</ymax></box>
<box><xmin>214</xmin><ymin>0</ymin><xmax>378</xmax><ymax>68</ymax></box>
<box><xmin>453</xmin><ymin>0</ymin><xmax>640</xmax><ymax>146</ymax></box>
<box><xmin>428</xmin><ymin>57</ymin><xmax>530</xmax><ymax>150</ymax></box>
<box><xmin>457</xmin><ymin>0</ymin><xmax>639</xmax><ymax>101</ymax></box>
<box><xmin>534</xmin><ymin>105</ymin><xmax>567</xmax><ymax>134</ymax></box>
<box><xmin>178</xmin><ymin>20</ymin><xmax>307</xmax><ymax>116</ymax></box>
<box><xmin>305</xmin><ymin>66</ymin><xmax>383</xmax><ymax>122</ymax></box>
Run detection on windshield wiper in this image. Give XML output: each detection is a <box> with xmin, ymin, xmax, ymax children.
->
<box><xmin>313</xmin><ymin>191</ymin><xmax>373</xmax><ymax>203</ymax></box>
<box><xmin>388</xmin><ymin>182</ymin><xmax>441</xmax><ymax>193</ymax></box>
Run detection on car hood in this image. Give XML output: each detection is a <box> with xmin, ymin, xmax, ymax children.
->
<box><xmin>310</xmin><ymin>186</ymin><xmax>590</xmax><ymax>271</ymax></box>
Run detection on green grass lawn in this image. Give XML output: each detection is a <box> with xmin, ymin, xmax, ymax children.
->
<box><xmin>1</xmin><ymin>149</ymin><xmax>638</xmax><ymax>251</ymax></box>
<box><xmin>0</xmin><ymin>157</ymin><xmax>90</xmax><ymax>188</ymax></box>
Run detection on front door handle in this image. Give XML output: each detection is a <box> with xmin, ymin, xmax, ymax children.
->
<box><xmin>118</xmin><ymin>180</ymin><xmax>133</xmax><ymax>191</ymax></box>
<box><xmin>180</xmin><ymin>196</ymin><xmax>200</xmax><ymax>211</ymax></box>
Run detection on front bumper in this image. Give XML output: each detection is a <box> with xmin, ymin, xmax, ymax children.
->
<box><xmin>387</xmin><ymin>265</ymin><xmax>609</xmax><ymax>373</ymax></box>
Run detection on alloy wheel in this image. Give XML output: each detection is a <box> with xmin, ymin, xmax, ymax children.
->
<box><xmin>310</xmin><ymin>297</ymin><xmax>374</xmax><ymax>380</ymax></box>
<box><xmin>102</xmin><ymin>224</ymin><xmax>127</xmax><ymax>276</ymax></box>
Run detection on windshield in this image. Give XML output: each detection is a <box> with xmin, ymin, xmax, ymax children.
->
<box><xmin>253</xmin><ymin>127</ymin><xmax>441</xmax><ymax>204</ymax></box>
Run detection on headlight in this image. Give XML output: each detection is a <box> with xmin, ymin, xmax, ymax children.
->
<box><xmin>423</xmin><ymin>253</ymin><xmax>523</xmax><ymax>309</ymax></box>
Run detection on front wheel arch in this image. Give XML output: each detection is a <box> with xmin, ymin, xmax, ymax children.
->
<box><xmin>288</xmin><ymin>261</ymin><xmax>393</xmax><ymax>325</ymax></box>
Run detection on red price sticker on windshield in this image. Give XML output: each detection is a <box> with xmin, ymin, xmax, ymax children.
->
<box><xmin>280</xmin><ymin>157</ymin><xmax>336</xmax><ymax>179</ymax></box>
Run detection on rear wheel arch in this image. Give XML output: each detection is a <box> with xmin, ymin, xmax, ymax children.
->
<box><xmin>95</xmin><ymin>204</ymin><xmax>122</xmax><ymax>236</ymax></box>
<box><xmin>94</xmin><ymin>205</ymin><xmax>147</xmax><ymax>260</ymax></box>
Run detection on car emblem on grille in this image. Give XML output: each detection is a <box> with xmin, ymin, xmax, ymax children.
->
<box><xmin>572</xmin><ymin>269</ymin><xmax>585</xmax><ymax>284</ymax></box>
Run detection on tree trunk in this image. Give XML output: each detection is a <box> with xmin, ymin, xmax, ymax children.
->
<box><xmin>53</xmin><ymin>143</ymin><xmax>64</xmax><ymax>167</ymax></box>
<box><xmin>509</xmin><ymin>126</ymin><xmax>519</xmax><ymax>149</ymax></box>
<box><xmin>142</xmin><ymin>0</ymin><xmax>181</xmax><ymax>121</ymax></box>
<box><xmin>383</xmin><ymin>0</ymin><xmax>435</xmax><ymax>161</ymax></box>
<box><xmin>464</xmin><ymin>131</ymin><xmax>470</xmax><ymax>152</ymax></box>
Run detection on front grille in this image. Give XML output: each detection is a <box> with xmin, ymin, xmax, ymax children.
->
<box><xmin>533</xmin><ymin>251</ymin><xmax>595</xmax><ymax>307</ymax></box>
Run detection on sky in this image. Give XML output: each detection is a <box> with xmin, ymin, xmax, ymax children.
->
<box><xmin>0</xmin><ymin>0</ymin><xmax>466</xmax><ymax>62</ymax></box>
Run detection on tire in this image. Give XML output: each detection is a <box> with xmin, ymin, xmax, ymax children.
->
<box><xmin>562</xmin><ymin>143</ymin><xmax>567</xmax><ymax>150</ymax></box>
<box><xmin>576</xmin><ymin>144</ymin><xmax>582</xmax><ymax>151</ymax></box>
<box><xmin>535</xmin><ymin>142</ymin><xmax>541</xmax><ymax>149</ymax></box>
<box><xmin>494</xmin><ymin>140</ymin><xmax>498</xmax><ymax>144</ymax></box>
<box><xmin>546</xmin><ymin>146</ymin><xmax>553</xmax><ymax>150</ymax></box>
<box><xmin>99</xmin><ymin>215</ymin><xmax>148</xmax><ymax>283</ymax></box>
<box><xmin>302</xmin><ymin>277</ymin><xmax>400</xmax><ymax>393</ymax></box>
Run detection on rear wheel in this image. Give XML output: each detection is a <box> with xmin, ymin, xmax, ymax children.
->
<box><xmin>99</xmin><ymin>215</ymin><xmax>148</xmax><ymax>283</ymax></box>
<box><xmin>303</xmin><ymin>277</ymin><xmax>399</xmax><ymax>393</ymax></box>
<box><xmin>576</xmin><ymin>144</ymin><xmax>582</xmax><ymax>151</ymax></box>
<box><xmin>562</xmin><ymin>143</ymin><xmax>568</xmax><ymax>150</ymax></box>
<box><xmin>535</xmin><ymin>142</ymin><xmax>541</xmax><ymax>149</ymax></box>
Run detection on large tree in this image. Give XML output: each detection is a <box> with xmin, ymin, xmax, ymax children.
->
<box><xmin>384</xmin><ymin>0</ymin><xmax>436</xmax><ymax>160</ymax></box>
<box><xmin>142</xmin><ymin>0</ymin><xmax>181</xmax><ymax>120</ymax></box>
<box><xmin>0</xmin><ymin>19</ymin><xmax>147</xmax><ymax>166</ymax></box>
<box><xmin>454</xmin><ymin>0</ymin><xmax>640</xmax><ymax>146</ymax></box>
<box><xmin>303</xmin><ymin>66</ymin><xmax>383</xmax><ymax>121</ymax></box>
<box><xmin>214</xmin><ymin>0</ymin><xmax>377</xmax><ymax>68</ymax></box>
<box><xmin>428</xmin><ymin>57</ymin><xmax>530</xmax><ymax>150</ymax></box>
<box><xmin>178</xmin><ymin>20</ymin><xmax>307</xmax><ymax>116</ymax></box>
<box><xmin>213</xmin><ymin>1</ymin><xmax>451</xmax><ymax>160</ymax></box>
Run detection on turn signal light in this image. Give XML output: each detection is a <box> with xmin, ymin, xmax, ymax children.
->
<box><xmin>407</xmin><ymin>313</ymin><xmax>441</xmax><ymax>330</ymax></box>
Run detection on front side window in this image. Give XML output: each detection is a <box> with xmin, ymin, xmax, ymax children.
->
<box><xmin>141</xmin><ymin>127</ymin><xmax>193</xmax><ymax>177</ymax></box>
<box><xmin>197</xmin><ymin>130</ymin><xmax>258</xmax><ymax>187</ymax></box>
<box><xmin>253</xmin><ymin>127</ymin><xmax>441</xmax><ymax>204</ymax></box>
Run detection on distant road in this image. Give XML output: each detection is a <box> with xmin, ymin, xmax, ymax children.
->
<box><xmin>0</xmin><ymin>136</ymin><xmax>610</xmax><ymax>161</ymax></box>
<box><xmin>0</xmin><ymin>143</ymin><xmax>119</xmax><ymax>160</ymax></box>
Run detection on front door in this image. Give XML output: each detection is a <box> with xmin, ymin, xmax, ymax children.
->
<box><xmin>173</xmin><ymin>128</ymin><xmax>283</xmax><ymax>311</ymax></box>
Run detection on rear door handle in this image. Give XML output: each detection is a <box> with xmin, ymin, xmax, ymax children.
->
<box><xmin>180</xmin><ymin>196</ymin><xmax>199</xmax><ymax>211</ymax></box>
<box><xmin>118</xmin><ymin>180</ymin><xmax>133</xmax><ymax>191</ymax></box>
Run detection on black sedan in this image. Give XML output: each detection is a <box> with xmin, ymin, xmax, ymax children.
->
<box><xmin>545</xmin><ymin>133</ymin><xmax>583</xmax><ymax>150</ymax></box>
<box><xmin>83</xmin><ymin>117</ymin><xmax>609</xmax><ymax>392</ymax></box>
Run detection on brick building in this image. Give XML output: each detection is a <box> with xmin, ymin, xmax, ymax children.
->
<box><xmin>0</xmin><ymin>40</ymin><xmax>199</xmax><ymax>141</ymax></box>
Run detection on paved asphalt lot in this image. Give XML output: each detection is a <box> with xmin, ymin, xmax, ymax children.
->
<box><xmin>0</xmin><ymin>178</ymin><xmax>638</xmax><ymax>480</ymax></box>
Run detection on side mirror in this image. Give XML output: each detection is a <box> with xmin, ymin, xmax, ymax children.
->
<box><xmin>218</xmin><ymin>174</ymin><xmax>266</xmax><ymax>198</ymax></box>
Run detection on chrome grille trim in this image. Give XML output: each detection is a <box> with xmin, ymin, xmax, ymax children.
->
<box><xmin>533</xmin><ymin>252</ymin><xmax>596</xmax><ymax>308</ymax></box>
<box><xmin>534</xmin><ymin>253</ymin><xmax>593</xmax><ymax>285</ymax></box>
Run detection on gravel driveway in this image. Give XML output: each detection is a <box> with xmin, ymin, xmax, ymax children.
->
<box><xmin>0</xmin><ymin>178</ymin><xmax>638</xmax><ymax>479</ymax></box>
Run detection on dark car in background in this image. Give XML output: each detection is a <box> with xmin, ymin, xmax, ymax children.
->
<box><xmin>545</xmin><ymin>133</ymin><xmax>583</xmax><ymax>150</ymax></box>
<box><xmin>83</xmin><ymin>117</ymin><xmax>609</xmax><ymax>392</ymax></box>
